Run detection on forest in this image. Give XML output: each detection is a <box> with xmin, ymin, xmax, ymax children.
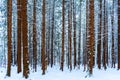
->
<box><xmin>0</xmin><ymin>0</ymin><xmax>120</xmax><ymax>80</ymax></box>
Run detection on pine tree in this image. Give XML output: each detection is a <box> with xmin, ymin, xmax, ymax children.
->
<box><xmin>69</xmin><ymin>0</ymin><xmax>73</xmax><ymax>71</ymax></box>
<box><xmin>60</xmin><ymin>0</ymin><xmax>65</xmax><ymax>71</ymax></box>
<box><xmin>102</xmin><ymin>0</ymin><xmax>107</xmax><ymax>70</ymax></box>
<box><xmin>118</xmin><ymin>0</ymin><xmax>120</xmax><ymax>69</ymax></box>
<box><xmin>21</xmin><ymin>0</ymin><xmax>29</xmax><ymax>78</ymax></box>
<box><xmin>111</xmin><ymin>0</ymin><xmax>115</xmax><ymax>68</ymax></box>
<box><xmin>97</xmin><ymin>0</ymin><xmax>102</xmax><ymax>69</ymax></box>
<box><xmin>77</xmin><ymin>0</ymin><xmax>82</xmax><ymax>68</ymax></box>
<box><xmin>33</xmin><ymin>0</ymin><xmax>37</xmax><ymax>72</ymax></box>
<box><xmin>103</xmin><ymin>0</ymin><xmax>108</xmax><ymax>69</ymax></box>
<box><xmin>84</xmin><ymin>0</ymin><xmax>89</xmax><ymax>71</ymax></box>
<box><xmin>17</xmin><ymin>0</ymin><xmax>22</xmax><ymax>73</ymax></box>
<box><xmin>73</xmin><ymin>0</ymin><xmax>77</xmax><ymax>69</ymax></box>
<box><xmin>51</xmin><ymin>0</ymin><xmax>55</xmax><ymax>67</ymax></box>
<box><xmin>88</xmin><ymin>0</ymin><xmax>94</xmax><ymax>75</ymax></box>
<box><xmin>67</xmin><ymin>0</ymin><xmax>73</xmax><ymax>71</ymax></box>
<box><xmin>6</xmin><ymin>0</ymin><xmax>12</xmax><ymax>77</ymax></box>
<box><xmin>41</xmin><ymin>0</ymin><xmax>46</xmax><ymax>75</ymax></box>
<box><xmin>46</xmin><ymin>1</ymin><xmax>51</xmax><ymax>65</ymax></box>
<box><xmin>67</xmin><ymin>1</ymin><xmax>70</xmax><ymax>69</ymax></box>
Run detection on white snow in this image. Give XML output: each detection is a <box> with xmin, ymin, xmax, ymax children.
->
<box><xmin>0</xmin><ymin>65</ymin><xmax>120</xmax><ymax>80</ymax></box>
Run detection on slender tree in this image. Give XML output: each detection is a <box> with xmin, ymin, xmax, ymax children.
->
<box><xmin>51</xmin><ymin>0</ymin><xmax>55</xmax><ymax>67</ymax></box>
<box><xmin>111</xmin><ymin>0</ymin><xmax>115</xmax><ymax>68</ymax></box>
<box><xmin>67</xmin><ymin>0</ymin><xmax>72</xmax><ymax>69</ymax></box>
<box><xmin>69</xmin><ymin>0</ymin><xmax>73</xmax><ymax>71</ymax></box>
<box><xmin>118</xmin><ymin>0</ymin><xmax>120</xmax><ymax>69</ymax></box>
<box><xmin>102</xmin><ymin>0</ymin><xmax>107</xmax><ymax>70</ymax></box>
<box><xmin>17</xmin><ymin>0</ymin><xmax>22</xmax><ymax>73</ymax></box>
<box><xmin>73</xmin><ymin>0</ymin><xmax>77</xmax><ymax>69</ymax></box>
<box><xmin>47</xmin><ymin>1</ymin><xmax>51</xmax><ymax>65</ymax></box>
<box><xmin>12</xmin><ymin>27</ymin><xmax>17</xmax><ymax>66</ymax></box>
<box><xmin>6</xmin><ymin>0</ymin><xmax>12</xmax><ymax>77</ymax></box>
<box><xmin>41</xmin><ymin>0</ymin><xmax>46</xmax><ymax>75</ymax></box>
<box><xmin>103</xmin><ymin>0</ymin><xmax>108</xmax><ymax>69</ymax></box>
<box><xmin>97</xmin><ymin>0</ymin><xmax>102</xmax><ymax>69</ymax></box>
<box><xmin>33</xmin><ymin>0</ymin><xmax>37</xmax><ymax>72</ymax></box>
<box><xmin>21</xmin><ymin>0</ymin><xmax>29</xmax><ymax>78</ymax></box>
<box><xmin>67</xmin><ymin>0</ymin><xmax>70</xmax><ymax>69</ymax></box>
<box><xmin>78</xmin><ymin>0</ymin><xmax>82</xmax><ymax>68</ymax></box>
<box><xmin>88</xmin><ymin>0</ymin><xmax>94</xmax><ymax>75</ymax></box>
<box><xmin>84</xmin><ymin>0</ymin><xmax>89</xmax><ymax>71</ymax></box>
<box><xmin>60</xmin><ymin>0</ymin><xmax>65</xmax><ymax>71</ymax></box>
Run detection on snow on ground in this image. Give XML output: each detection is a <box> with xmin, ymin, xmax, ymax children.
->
<box><xmin>0</xmin><ymin>65</ymin><xmax>120</xmax><ymax>80</ymax></box>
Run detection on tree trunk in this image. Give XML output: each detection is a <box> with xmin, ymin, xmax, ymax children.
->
<box><xmin>103</xmin><ymin>0</ymin><xmax>108</xmax><ymax>69</ymax></box>
<box><xmin>67</xmin><ymin>2</ymin><xmax>70</xmax><ymax>69</ymax></box>
<box><xmin>33</xmin><ymin>0</ymin><xmax>37</xmax><ymax>72</ymax></box>
<box><xmin>69</xmin><ymin>0</ymin><xmax>73</xmax><ymax>71</ymax></box>
<box><xmin>51</xmin><ymin>0</ymin><xmax>55</xmax><ymax>67</ymax></box>
<box><xmin>97</xmin><ymin>0</ymin><xmax>102</xmax><ymax>69</ymax></box>
<box><xmin>78</xmin><ymin>1</ymin><xmax>82</xmax><ymax>68</ymax></box>
<box><xmin>7</xmin><ymin>0</ymin><xmax>12</xmax><ymax>77</ymax></box>
<box><xmin>73</xmin><ymin>0</ymin><xmax>77</xmax><ymax>69</ymax></box>
<box><xmin>21</xmin><ymin>0</ymin><xmax>29</xmax><ymax>78</ymax></box>
<box><xmin>88</xmin><ymin>0</ymin><xmax>94</xmax><ymax>75</ymax></box>
<box><xmin>118</xmin><ymin>0</ymin><xmax>120</xmax><ymax>69</ymax></box>
<box><xmin>60</xmin><ymin>0</ymin><xmax>65</xmax><ymax>71</ymax></box>
<box><xmin>84</xmin><ymin>0</ymin><xmax>89</xmax><ymax>71</ymax></box>
<box><xmin>41</xmin><ymin>0</ymin><xmax>46</xmax><ymax>75</ymax></box>
<box><xmin>111</xmin><ymin>0</ymin><xmax>115</xmax><ymax>68</ymax></box>
<box><xmin>17</xmin><ymin>0</ymin><xmax>22</xmax><ymax>73</ymax></box>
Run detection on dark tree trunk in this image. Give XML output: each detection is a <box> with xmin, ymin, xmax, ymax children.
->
<box><xmin>51</xmin><ymin>0</ymin><xmax>55</xmax><ymax>68</ymax></box>
<box><xmin>78</xmin><ymin>0</ymin><xmax>82</xmax><ymax>68</ymax></box>
<box><xmin>7</xmin><ymin>0</ymin><xmax>12</xmax><ymax>77</ymax></box>
<box><xmin>33</xmin><ymin>0</ymin><xmax>37</xmax><ymax>72</ymax></box>
<box><xmin>97</xmin><ymin>0</ymin><xmax>102</xmax><ymax>69</ymax></box>
<box><xmin>73</xmin><ymin>0</ymin><xmax>77</xmax><ymax>69</ymax></box>
<box><xmin>17</xmin><ymin>0</ymin><xmax>22</xmax><ymax>73</ymax></box>
<box><xmin>21</xmin><ymin>0</ymin><xmax>29</xmax><ymax>78</ymax></box>
<box><xmin>60</xmin><ymin>0</ymin><xmax>65</xmax><ymax>71</ymax></box>
<box><xmin>41</xmin><ymin>0</ymin><xmax>46</xmax><ymax>75</ymax></box>
<box><xmin>118</xmin><ymin>0</ymin><xmax>120</xmax><ymax>69</ymax></box>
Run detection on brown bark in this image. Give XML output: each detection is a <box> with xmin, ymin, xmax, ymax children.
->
<box><xmin>21</xmin><ymin>0</ymin><xmax>29</xmax><ymax>78</ymax></box>
<box><xmin>60</xmin><ymin>0</ymin><xmax>65</xmax><ymax>71</ymax></box>
<box><xmin>7</xmin><ymin>0</ymin><xmax>12</xmax><ymax>77</ymax></box>
<box><xmin>70</xmin><ymin>0</ymin><xmax>73</xmax><ymax>71</ymax></box>
<box><xmin>33</xmin><ymin>0</ymin><xmax>37</xmax><ymax>72</ymax></box>
<box><xmin>97</xmin><ymin>0</ymin><xmax>102</xmax><ymax>69</ymax></box>
<box><xmin>17</xmin><ymin>0</ymin><xmax>22</xmax><ymax>73</ymax></box>
<box><xmin>41</xmin><ymin>0</ymin><xmax>46</xmax><ymax>75</ymax></box>
<box><xmin>88</xmin><ymin>0</ymin><xmax>94</xmax><ymax>75</ymax></box>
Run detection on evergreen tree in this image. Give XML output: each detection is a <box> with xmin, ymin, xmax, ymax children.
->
<box><xmin>41</xmin><ymin>0</ymin><xmax>46</xmax><ymax>75</ymax></box>
<box><xmin>6</xmin><ymin>0</ymin><xmax>12</xmax><ymax>77</ymax></box>
<box><xmin>21</xmin><ymin>0</ymin><xmax>29</xmax><ymax>78</ymax></box>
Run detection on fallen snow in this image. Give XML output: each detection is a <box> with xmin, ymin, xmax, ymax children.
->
<box><xmin>0</xmin><ymin>65</ymin><xmax>120</xmax><ymax>80</ymax></box>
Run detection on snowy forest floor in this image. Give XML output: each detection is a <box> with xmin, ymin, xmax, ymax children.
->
<box><xmin>0</xmin><ymin>65</ymin><xmax>120</xmax><ymax>80</ymax></box>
